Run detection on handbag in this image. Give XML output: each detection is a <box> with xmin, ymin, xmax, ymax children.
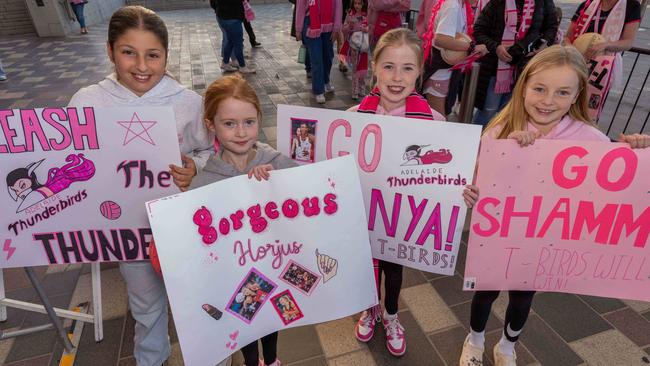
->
<box><xmin>349</xmin><ymin>31</ymin><xmax>369</xmax><ymax>52</ymax></box>
<box><xmin>243</xmin><ymin>0</ymin><xmax>255</xmax><ymax>22</ymax></box>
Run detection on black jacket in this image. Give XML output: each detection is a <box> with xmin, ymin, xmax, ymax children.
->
<box><xmin>473</xmin><ymin>0</ymin><xmax>558</xmax><ymax>109</ymax></box>
<box><xmin>214</xmin><ymin>0</ymin><xmax>245</xmax><ymax>20</ymax></box>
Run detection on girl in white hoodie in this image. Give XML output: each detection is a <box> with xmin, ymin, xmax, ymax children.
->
<box><xmin>69</xmin><ymin>6</ymin><xmax>214</xmax><ymax>366</ymax></box>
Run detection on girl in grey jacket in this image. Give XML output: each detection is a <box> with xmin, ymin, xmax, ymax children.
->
<box><xmin>195</xmin><ymin>74</ymin><xmax>296</xmax><ymax>366</ymax></box>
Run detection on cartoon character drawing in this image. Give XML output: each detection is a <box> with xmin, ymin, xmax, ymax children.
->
<box><xmin>7</xmin><ymin>153</ymin><xmax>96</xmax><ymax>213</ymax></box>
<box><xmin>401</xmin><ymin>145</ymin><xmax>453</xmax><ymax>166</ymax></box>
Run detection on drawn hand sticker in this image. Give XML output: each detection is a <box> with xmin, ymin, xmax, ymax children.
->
<box><xmin>315</xmin><ymin>249</ymin><xmax>338</xmax><ymax>283</ymax></box>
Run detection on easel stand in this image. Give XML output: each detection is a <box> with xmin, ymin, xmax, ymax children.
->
<box><xmin>0</xmin><ymin>263</ymin><xmax>104</xmax><ymax>364</ymax></box>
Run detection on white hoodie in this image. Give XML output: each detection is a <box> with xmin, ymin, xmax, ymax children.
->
<box><xmin>69</xmin><ymin>73</ymin><xmax>214</xmax><ymax>172</ymax></box>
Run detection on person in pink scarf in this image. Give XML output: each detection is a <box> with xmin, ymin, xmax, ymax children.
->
<box><xmin>348</xmin><ymin>28</ymin><xmax>445</xmax><ymax>358</ymax></box>
<box><xmin>564</xmin><ymin>0</ymin><xmax>640</xmax><ymax>120</ymax></box>
<box><xmin>417</xmin><ymin>0</ymin><xmax>488</xmax><ymax>115</ymax></box>
<box><xmin>472</xmin><ymin>0</ymin><xmax>558</xmax><ymax>127</ymax></box>
<box><xmin>296</xmin><ymin>0</ymin><xmax>344</xmax><ymax>104</ymax></box>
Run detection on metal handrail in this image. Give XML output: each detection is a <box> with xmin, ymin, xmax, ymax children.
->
<box><xmin>600</xmin><ymin>46</ymin><xmax>650</xmax><ymax>136</ymax></box>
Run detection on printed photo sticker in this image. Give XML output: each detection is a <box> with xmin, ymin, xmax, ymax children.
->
<box><xmin>290</xmin><ymin>118</ymin><xmax>317</xmax><ymax>164</ymax></box>
<box><xmin>226</xmin><ymin>267</ymin><xmax>277</xmax><ymax>324</ymax></box>
<box><xmin>279</xmin><ymin>259</ymin><xmax>321</xmax><ymax>296</ymax></box>
<box><xmin>271</xmin><ymin>290</ymin><xmax>304</xmax><ymax>325</ymax></box>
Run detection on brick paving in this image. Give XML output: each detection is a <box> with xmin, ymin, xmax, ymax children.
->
<box><xmin>1</xmin><ymin>3</ymin><xmax>650</xmax><ymax>366</ymax></box>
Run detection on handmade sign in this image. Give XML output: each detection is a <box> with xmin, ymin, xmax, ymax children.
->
<box><xmin>0</xmin><ymin>107</ymin><xmax>182</xmax><ymax>268</ymax></box>
<box><xmin>464</xmin><ymin>139</ymin><xmax>650</xmax><ymax>301</ymax></box>
<box><xmin>277</xmin><ymin>105</ymin><xmax>481</xmax><ymax>275</ymax></box>
<box><xmin>146</xmin><ymin>156</ymin><xmax>377</xmax><ymax>366</ymax></box>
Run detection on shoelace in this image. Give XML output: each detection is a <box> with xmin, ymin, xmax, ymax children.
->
<box><xmin>360</xmin><ymin>312</ymin><xmax>375</xmax><ymax>328</ymax></box>
<box><xmin>385</xmin><ymin>317</ymin><xmax>404</xmax><ymax>339</ymax></box>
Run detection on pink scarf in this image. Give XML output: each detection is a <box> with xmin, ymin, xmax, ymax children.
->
<box><xmin>357</xmin><ymin>87</ymin><xmax>435</xmax><ymax>119</ymax></box>
<box><xmin>571</xmin><ymin>0</ymin><xmax>627</xmax><ymax>120</ymax></box>
<box><xmin>306</xmin><ymin>0</ymin><xmax>335</xmax><ymax>38</ymax></box>
<box><xmin>495</xmin><ymin>0</ymin><xmax>535</xmax><ymax>93</ymax></box>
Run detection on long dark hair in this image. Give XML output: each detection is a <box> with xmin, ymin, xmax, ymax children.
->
<box><xmin>6</xmin><ymin>167</ymin><xmax>41</xmax><ymax>190</ymax></box>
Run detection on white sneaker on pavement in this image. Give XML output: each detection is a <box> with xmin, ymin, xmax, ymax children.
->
<box><xmin>459</xmin><ymin>335</ymin><xmax>484</xmax><ymax>366</ymax></box>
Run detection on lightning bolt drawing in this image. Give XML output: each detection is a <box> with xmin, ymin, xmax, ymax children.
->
<box><xmin>3</xmin><ymin>239</ymin><xmax>16</xmax><ymax>261</ymax></box>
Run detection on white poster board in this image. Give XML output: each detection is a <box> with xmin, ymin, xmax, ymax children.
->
<box><xmin>277</xmin><ymin>105</ymin><xmax>481</xmax><ymax>275</ymax></box>
<box><xmin>0</xmin><ymin>107</ymin><xmax>181</xmax><ymax>268</ymax></box>
<box><xmin>146</xmin><ymin>156</ymin><xmax>377</xmax><ymax>366</ymax></box>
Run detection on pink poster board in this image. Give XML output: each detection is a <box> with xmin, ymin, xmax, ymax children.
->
<box><xmin>464</xmin><ymin>139</ymin><xmax>650</xmax><ymax>301</ymax></box>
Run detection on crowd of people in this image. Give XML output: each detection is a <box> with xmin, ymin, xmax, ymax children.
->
<box><xmin>12</xmin><ymin>1</ymin><xmax>642</xmax><ymax>366</ymax></box>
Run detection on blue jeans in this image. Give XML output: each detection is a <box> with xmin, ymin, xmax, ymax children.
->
<box><xmin>473</xmin><ymin>77</ymin><xmax>512</xmax><ymax>127</ymax></box>
<box><xmin>218</xmin><ymin>18</ymin><xmax>245</xmax><ymax>67</ymax></box>
<box><xmin>216</xmin><ymin>15</ymin><xmax>228</xmax><ymax>59</ymax></box>
<box><xmin>71</xmin><ymin>3</ymin><xmax>86</xmax><ymax>29</ymax></box>
<box><xmin>302</xmin><ymin>17</ymin><xmax>333</xmax><ymax>95</ymax></box>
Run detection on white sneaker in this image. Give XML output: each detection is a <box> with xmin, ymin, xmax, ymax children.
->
<box><xmin>315</xmin><ymin>94</ymin><xmax>326</xmax><ymax>104</ymax></box>
<box><xmin>493</xmin><ymin>344</ymin><xmax>516</xmax><ymax>366</ymax></box>
<box><xmin>221</xmin><ymin>63</ymin><xmax>238</xmax><ymax>72</ymax></box>
<box><xmin>459</xmin><ymin>335</ymin><xmax>484</xmax><ymax>366</ymax></box>
<box><xmin>239</xmin><ymin>66</ymin><xmax>256</xmax><ymax>74</ymax></box>
<box><xmin>324</xmin><ymin>83</ymin><xmax>335</xmax><ymax>93</ymax></box>
<box><xmin>382</xmin><ymin>313</ymin><xmax>406</xmax><ymax>356</ymax></box>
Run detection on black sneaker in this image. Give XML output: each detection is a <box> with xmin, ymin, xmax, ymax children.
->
<box><xmin>251</xmin><ymin>41</ymin><xmax>262</xmax><ymax>48</ymax></box>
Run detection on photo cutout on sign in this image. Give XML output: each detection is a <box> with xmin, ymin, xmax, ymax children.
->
<box><xmin>227</xmin><ymin>267</ymin><xmax>277</xmax><ymax>324</ymax></box>
<box><xmin>290</xmin><ymin>118</ymin><xmax>317</xmax><ymax>164</ymax></box>
<box><xmin>279</xmin><ymin>260</ymin><xmax>321</xmax><ymax>295</ymax></box>
<box><xmin>271</xmin><ymin>290</ymin><xmax>304</xmax><ymax>325</ymax></box>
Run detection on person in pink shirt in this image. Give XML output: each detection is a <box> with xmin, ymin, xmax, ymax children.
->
<box><xmin>348</xmin><ymin>28</ymin><xmax>444</xmax><ymax>358</ymax></box>
<box><xmin>367</xmin><ymin>0</ymin><xmax>410</xmax><ymax>46</ymax></box>
<box><xmin>296</xmin><ymin>0</ymin><xmax>343</xmax><ymax>104</ymax></box>
<box><xmin>460</xmin><ymin>45</ymin><xmax>649</xmax><ymax>366</ymax></box>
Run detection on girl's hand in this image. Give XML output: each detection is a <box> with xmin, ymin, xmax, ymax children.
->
<box><xmin>618</xmin><ymin>133</ymin><xmax>650</xmax><ymax>149</ymax></box>
<box><xmin>463</xmin><ymin>184</ymin><xmax>480</xmax><ymax>209</ymax></box>
<box><xmin>585</xmin><ymin>42</ymin><xmax>608</xmax><ymax>60</ymax></box>
<box><xmin>507</xmin><ymin>130</ymin><xmax>541</xmax><ymax>147</ymax></box>
<box><xmin>296</xmin><ymin>32</ymin><xmax>302</xmax><ymax>42</ymax></box>
<box><xmin>496</xmin><ymin>44</ymin><xmax>513</xmax><ymax>63</ymax></box>
<box><xmin>169</xmin><ymin>155</ymin><xmax>197</xmax><ymax>192</ymax></box>
<box><xmin>472</xmin><ymin>44</ymin><xmax>489</xmax><ymax>57</ymax></box>
<box><xmin>248</xmin><ymin>164</ymin><xmax>274</xmax><ymax>181</ymax></box>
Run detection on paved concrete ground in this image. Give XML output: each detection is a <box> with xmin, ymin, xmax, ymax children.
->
<box><xmin>1</xmin><ymin>3</ymin><xmax>650</xmax><ymax>366</ymax></box>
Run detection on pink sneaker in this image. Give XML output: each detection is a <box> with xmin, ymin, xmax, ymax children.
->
<box><xmin>382</xmin><ymin>313</ymin><xmax>406</xmax><ymax>356</ymax></box>
<box><xmin>355</xmin><ymin>308</ymin><xmax>378</xmax><ymax>342</ymax></box>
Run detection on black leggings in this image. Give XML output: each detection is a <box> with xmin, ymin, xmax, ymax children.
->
<box><xmin>378</xmin><ymin>260</ymin><xmax>403</xmax><ymax>315</ymax></box>
<box><xmin>470</xmin><ymin>290</ymin><xmax>535</xmax><ymax>342</ymax></box>
<box><xmin>244</xmin><ymin>20</ymin><xmax>257</xmax><ymax>45</ymax></box>
<box><xmin>240</xmin><ymin>331</ymin><xmax>278</xmax><ymax>366</ymax></box>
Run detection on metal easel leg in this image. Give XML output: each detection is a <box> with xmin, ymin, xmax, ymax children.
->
<box><xmin>24</xmin><ymin>267</ymin><xmax>73</xmax><ymax>352</ymax></box>
<box><xmin>91</xmin><ymin>262</ymin><xmax>103</xmax><ymax>342</ymax></box>
<box><xmin>0</xmin><ymin>269</ymin><xmax>7</xmax><ymax>321</ymax></box>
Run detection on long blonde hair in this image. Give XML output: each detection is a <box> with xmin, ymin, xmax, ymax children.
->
<box><xmin>485</xmin><ymin>45</ymin><xmax>594</xmax><ymax>139</ymax></box>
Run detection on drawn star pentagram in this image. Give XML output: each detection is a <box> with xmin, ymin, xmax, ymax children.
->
<box><xmin>117</xmin><ymin>112</ymin><xmax>158</xmax><ymax>146</ymax></box>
